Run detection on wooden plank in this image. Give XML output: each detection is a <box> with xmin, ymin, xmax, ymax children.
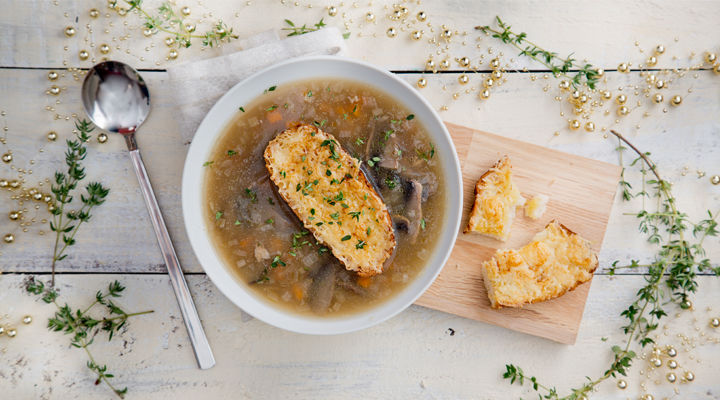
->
<box><xmin>416</xmin><ymin>123</ymin><xmax>621</xmax><ymax>344</ymax></box>
<box><xmin>2</xmin><ymin>1</ymin><xmax>720</xmax><ymax>70</ymax></box>
<box><xmin>1</xmin><ymin>273</ymin><xmax>719</xmax><ymax>399</ymax></box>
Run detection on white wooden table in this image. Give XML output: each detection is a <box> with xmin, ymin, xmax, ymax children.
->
<box><xmin>1</xmin><ymin>1</ymin><xmax>719</xmax><ymax>398</ymax></box>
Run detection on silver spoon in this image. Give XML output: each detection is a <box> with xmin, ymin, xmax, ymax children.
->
<box><xmin>81</xmin><ymin>61</ymin><xmax>215</xmax><ymax>370</ymax></box>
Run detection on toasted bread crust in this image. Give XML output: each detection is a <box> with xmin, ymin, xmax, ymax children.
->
<box><xmin>464</xmin><ymin>156</ymin><xmax>524</xmax><ymax>241</ymax></box>
<box><xmin>264</xmin><ymin>123</ymin><xmax>395</xmax><ymax>277</ymax></box>
<box><xmin>481</xmin><ymin>220</ymin><xmax>598</xmax><ymax>308</ymax></box>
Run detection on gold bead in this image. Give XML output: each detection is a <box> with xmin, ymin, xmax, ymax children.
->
<box><xmin>0</xmin><ymin>326</ymin><xmax>4</xmax><ymax>335</ymax></box>
<box><xmin>44</xmin><ymin>194</ymin><xmax>52</xmax><ymax>203</ymax></box>
<box><xmin>647</xmin><ymin>56</ymin><xmax>657</xmax><ymax>66</ymax></box>
<box><xmin>165</xmin><ymin>37</ymin><xmax>175</xmax><ymax>47</ymax></box>
<box><xmin>646</xmin><ymin>74</ymin><xmax>656</xmax><ymax>84</ymax></box>
<box><xmin>650</xmin><ymin>357</ymin><xmax>662</xmax><ymax>367</ymax></box>
<box><xmin>653</xmin><ymin>93</ymin><xmax>664</xmax><ymax>104</ymax></box>
<box><xmin>617</xmin><ymin>379</ymin><xmax>627</xmax><ymax>389</ymax></box>
<box><xmin>392</xmin><ymin>9</ymin><xmax>402</xmax><ymax>19</ymax></box>
<box><xmin>89</xmin><ymin>8</ymin><xmax>100</xmax><ymax>18</ymax></box>
<box><xmin>584</xmin><ymin>122</ymin><xmax>595</xmax><ymax>132</ymax></box>
<box><xmin>3</xmin><ymin>233</ymin><xmax>14</xmax><ymax>243</ymax></box>
<box><xmin>491</xmin><ymin>70</ymin><xmax>502</xmax><ymax>80</ymax></box>
<box><xmin>97</xmin><ymin>133</ymin><xmax>108</xmax><ymax>143</ymax></box>
<box><xmin>181</xmin><ymin>6</ymin><xmax>191</xmax><ymax>16</ymax></box>
<box><xmin>483</xmin><ymin>78</ymin><xmax>494</xmax><ymax>88</ymax></box>
<box><xmin>570</xmin><ymin>90</ymin><xmax>580</xmax><ymax>100</ymax></box>
<box><xmin>143</xmin><ymin>28</ymin><xmax>154</xmax><ymax>37</ymax></box>
<box><xmin>168</xmin><ymin>49</ymin><xmax>179</xmax><ymax>60</ymax></box>
<box><xmin>399</xmin><ymin>7</ymin><xmax>408</xmax><ymax>15</ymax></box>
<box><xmin>602</xmin><ymin>90</ymin><xmax>612</xmax><ymax>100</ymax></box>
<box><xmin>705</xmin><ymin>52</ymin><xmax>717</xmax><ymax>64</ymax></box>
<box><xmin>490</xmin><ymin>58</ymin><xmax>500</xmax><ymax>69</ymax></box>
<box><xmin>365</xmin><ymin>12</ymin><xmax>375</xmax><ymax>22</ymax></box>
<box><xmin>79</xmin><ymin>50</ymin><xmax>89</xmax><ymax>60</ymax></box>
<box><xmin>48</xmin><ymin>203</ymin><xmax>57</xmax><ymax>212</ymax></box>
<box><xmin>416</xmin><ymin>78</ymin><xmax>427</xmax><ymax>88</ymax></box>
<box><xmin>107</xmin><ymin>0</ymin><xmax>117</xmax><ymax>9</ymax></box>
<box><xmin>655</xmin><ymin>80</ymin><xmax>665</xmax><ymax>89</ymax></box>
<box><xmin>49</xmin><ymin>85</ymin><xmax>61</xmax><ymax>95</ymax></box>
<box><xmin>667</xmin><ymin>346</ymin><xmax>678</xmax><ymax>357</ymax></box>
<box><xmin>684</xmin><ymin>371</ymin><xmax>694</xmax><ymax>382</ymax></box>
<box><xmin>618</xmin><ymin>62</ymin><xmax>629</xmax><ymax>73</ymax></box>
<box><xmin>64</xmin><ymin>26</ymin><xmax>76</xmax><ymax>37</ymax></box>
<box><xmin>2</xmin><ymin>152</ymin><xmax>12</xmax><ymax>163</ymax></box>
<box><xmin>386</xmin><ymin>27</ymin><xmax>396</xmax><ymax>38</ymax></box>
<box><xmin>573</xmin><ymin>107</ymin><xmax>584</xmax><ymax>115</ymax></box>
<box><xmin>711</xmin><ymin>175</ymin><xmax>720</xmax><ymax>185</ymax></box>
<box><xmin>714</xmin><ymin>64</ymin><xmax>720</xmax><ymax>75</ymax></box>
<box><xmin>22</xmin><ymin>315</ymin><xmax>32</xmax><ymax>324</ymax></box>
<box><xmin>425</xmin><ymin>59</ymin><xmax>435</xmax><ymax>70</ymax></box>
<box><xmin>671</xmin><ymin>95</ymin><xmax>682</xmax><ymax>106</ymax></box>
<box><xmin>47</xmin><ymin>71</ymin><xmax>58</xmax><ymax>81</ymax></box>
<box><xmin>641</xmin><ymin>395</ymin><xmax>654</xmax><ymax>400</ymax></box>
<box><xmin>617</xmin><ymin>106</ymin><xmax>629</xmax><ymax>116</ymax></box>
<box><xmin>579</xmin><ymin>94</ymin><xmax>588</xmax><ymax>103</ymax></box>
<box><xmin>559</xmin><ymin>80</ymin><xmax>570</xmax><ymax>90</ymax></box>
<box><xmin>9</xmin><ymin>180</ymin><xmax>20</xmax><ymax>189</ymax></box>
<box><xmin>458</xmin><ymin>74</ymin><xmax>469</xmax><ymax>84</ymax></box>
<box><xmin>458</xmin><ymin>57</ymin><xmax>470</xmax><ymax>67</ymax></box>
<box><xmin>99</xmin><ymin>43</ymin><xmax>110</xmax><ymax>54</ymax></box>
<box><xmin>667</xmin><ymin>372</ymin><xmax>677</xmax><ymax>383</ymax></box>
<box><xmin>0</xmin><ymin>179</ymin><xmax>7</xmax><ymax>188</ymax></box>
<box><xmin>711</xmin><ymin>318</ymin><xmax>720</xmax><ymax>327</ymax></box>
<box><xmin>327</xmin><ymin>6</ymin><xmax>337</xmax><ymax>17</ymax></box>
<box><xmin>479</xmin><ymin>89</ymin><xmax>490</xmax><ymax>99</ymax></box>
<box><xmin>9</xmin><ymin>210</ymin><xmax>20</xmax><ymax>220</ymax></box>
<box><xmin>417</xmin><ymin>11</ymin><xmax>427</xmax><ymax>21</ymax></box>
<box><xmin>33</xmin><ymin>192</ymin><xmax>43</xmax><ymax>201</ymax></box>
<box><xmin>681</xmin><ymin>300</ymin><xmax>692</xmax><ymax>309</ymax></box>
<box><xmin>116</xmin><ymin>7</ymin><xmax>127</xmax><ymax>16</ymax></box>
<box><xmin>47</xmin><ymin>131</ymin><xmax>58</xmax><ymax>141</ymax></box>
<box><xmin>655</xmin><ymin>44</ymin><xmax>665</xmax><ymax>54</ymax></box>
<box><xmin>569</xmin><ymin>119</ymin><xmax>580</xmax><ymax>130</ymax></box>
<box><xmin>28</xmin><ymin>187</ymin><xmax>38</xmax><ymax>196</ymax></box>
<box><xmin>184</xmin><ymin>23</ymin><xmax>196</xmax><ymax>33</ymax></box>
<box><xmin>595</xmin><ymin>68</ymin><xmax>604</xmax><ymax>78</ymax></box>
<box><xmin>440</xmin><ymin>59</ymin><xmax>450</xmax><ymax>69</ymax></box>
<box><xmin>411</xmin><ymin>30</ymin><xmax>422</xmax><ymax>40</ymax></box>
<box><xmin>615</xmin><ymin>94</ymin><xmax>627</xmax><ymax>104</ymax></box>
<box><xmin>667</xmin><ymin>359</ymin><xmax>678</xmax><ymax>369</ymax></box>
<box><xmin>441</xmin><ymin>29</ymin><xmax>453</xmax><ymax>40</ymax></box>
<box><xmin>7</xmin><ymin>328</ymin><xmax>17</xmax><ymax>337</ymax></box>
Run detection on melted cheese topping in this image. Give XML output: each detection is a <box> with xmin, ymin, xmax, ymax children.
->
<box><xmin>481</xmin><ymin>221</ymin><xmax>597</xmax><ymax>308</ymax></box>
<box><xmin>464</xmin><ymin>156</ymin><xmax>523</xmax><ymax>241</ymax></box>
<box><xmin>264</xmin><ymin>123</ymin><xmax>395</xmax><ymax>277</ymax></box>
<box><xmin>524</xmin><ymin>194</ymin><xmax>549</xmax><ymax>220</ymax></box>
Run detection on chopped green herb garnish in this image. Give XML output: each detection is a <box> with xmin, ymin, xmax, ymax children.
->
<box><xmin>227</xmin><ymin>149</ymin><xmax>237</xmax><ymax>156</ymax></box>
<box><xmin>352</xmin><ymin>104</ymin><xmax>357</xmax><ymax>113</ymax></box>
<box><xmin>385</xmin><ymin>176</ymin><xmax>397</xmax><ymax>189</ymax></box>
<box><xmin>330</xmin><ymin>212</ymin><xmax>340</xmax><ymax>220</ymax></box>
<box><xmin>341</xmin><ymin>203</ymin><xmax>349</xmax><ymax>208</ymax></box>
<box><xmin>384</xmin><ymin>129</ymin><xmax>395</xmax><ymax>140</ymax></box>
<box><xmin>307</xmin><ymin>90</ymin><xmax>312</xmax><ymax>97</ymax></box>
<box><xmin>355</xmin><ymin>137</ymin><xmax>365</xmax><ymax>145</ymax></box>
<box><xmin>310</xmin><ymin>208</ymin><xmax>316</xmax><ymax>215</ymax></box>
<box><xmin>239</xmin><ymin>106</ymin><xmax>245</xmax><ymax>112</ymax></box>
<box><xmin>203</xmin><ymin>161</ymin><xmax>214</xmax><ymax>167</ymax></box>
<box><xmin>343</xmin><ymin>32</ymin><xmax>351</xmax><ymax>40</ymax></box>
<box><xmin>264</xmin><ymin>85</ymin><xmax>277</xmax><ymax>93</ymax></box>
<box><xmin>215</xmin><ymin>211</ymin><xmax>223</xmax><ymax>220</ymax></box>
<box><xmin>349</xmin><ymin>211</ymin><xmax>361</xmax><ymax>220</ymax></box>
<box><xmin>343</xmin><ymin>113</ymin><xmax>348</xmax><ymax>120</ymax></box>
<box><xmin>301</xmin><ymin>155</ymin><xmax>307</xmax><ymax>162</ymax></box>
<box><xmin>341</xmin><ymin>234</ymin><xmax>352</xmax><ymax>241</ymax></box>
<box><xmin>367</xmin><ymin>156</ymin><xmax>381</xmax><ymax>167</ymax></box>
<box><xmin>326</xmin><ymin>169</ymin><xmax>332</xmax><ymax>176</ymax></box>
<box><xmin>280</xmin><ymin>171</ymin><xmax>287</xmax><ymax>178</ymax></box>
<box><xmin>234</xmin><ymin>220</ymin><xmax>241</xmax><ymax>225</ymax></box>
<box><xmin>366</xmin><ymin>227</ymin><xmax>372</xmax><ymax>236</ymax></box>
<box><xmin>406</xmin><ymin>114</ymin><xmax>415</xmax><ymax>120</ymax></box>
<box><xmin>420</xmin><ymin>218</ymin><xmax>426</xmax><ymax>230</ymax></box>
<box><xmin>265</xmin><ymin>218</ymin><xmax>274</xmax><ymax>224</ymax></box>
<box><xmin>271</xmin><ymin>255</ymin><xmax>286</xmax><ymax>268</ymax></box>
<box><xmin>318</xmin><ymin>247</ymin><xmax>329</xmax><ymax>255</ymax></box>
<box><xmin>245</xmin><ymin>188</ymin><xmax>257</xmax><ymax>203</ymax></box>
<box><xmin>268</xmin><ymin>197</ymin><xmax>275</xmax><ymax>205</ymax></box>
<box><xmin>266</xmin><ymin>105</ymin><xmax>278</xmax><ymax>111</ymax></box>
<box><xmin>355</xmin><ymin>240</ymin><xmax>366</xmax><ymax>249</ymax></box>
<box><xmin>416</xmin><ymin>144</ymin><xmax>435</xmax><ymax>161</ymax></box>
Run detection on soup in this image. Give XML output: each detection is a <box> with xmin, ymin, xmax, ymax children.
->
<box><xmin>203</xmin><ymin>78</ymin><xmax>446</xmax><ymax>316</ymax></box>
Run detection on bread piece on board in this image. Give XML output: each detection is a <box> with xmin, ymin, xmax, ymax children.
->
<box><xmin>264</xmin><ymin>123</ymin><xmax>395</xmax><ymax>277</ymax></box>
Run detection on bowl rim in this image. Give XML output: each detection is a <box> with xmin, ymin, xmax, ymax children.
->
<box><xmin>181</xmin><ymin>55</ymin><xmax>462</xmax><ymax>334</ymax></box>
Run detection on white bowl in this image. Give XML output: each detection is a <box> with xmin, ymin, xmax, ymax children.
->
<box><xmin>182</xmin><ymin>56</ymin><xmax>462</xmax><ymax>334</ymax></box>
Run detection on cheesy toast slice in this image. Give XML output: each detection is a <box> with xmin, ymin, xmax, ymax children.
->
<box><xmin>464</xmin><ymin>156</ymin><xmax>524</xmax><ymax>241</ymax></box>
<box><xmin>481</xmin><ymin>220</ymin><xmax>598</xmax><ymax>308</ymax></box>
<box><xmin>264</xmin><ymin>123</ymin><xmax>395</xmax><ymax>277</ymax></box>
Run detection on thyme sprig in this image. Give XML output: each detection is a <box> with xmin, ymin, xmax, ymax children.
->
<box><xmin>123</xmin><ymin>0</ymin><xmax>237</xmax><ymax>48</ymax></box>
<box><xmin>283</xmin><ymin>18</ymin><xmax>351</xmax><ymax>39</ymax></box>
<box><xmin>476</xmin><ymin>17</ymin><xmax>600</xmax><ymax>89</ymax></box>
<box><xmin>25</xmin><ymin>277</ymin><xmax>154</xmax><ymax>399</ymax></box>
<box><xmin>49</xmin><ymin>120</ymin><xmax>110</xmax><ymax>286</ymax></box>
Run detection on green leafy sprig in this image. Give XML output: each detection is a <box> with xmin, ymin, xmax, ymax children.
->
<box><xmin>123</xmin><ymin>0</ymin><xmax>237</xmax><ymax>48</ymax></box>
<box><xmin>49</xmin><ymin>120</ymin><xmax>110</xmax><ymax>286</ymax></box>
<box><xmin>25</xmin><ymin>277</ymin><xmax>154</xmax><ymax>399</ymax></box>
<box><xmin>476</xmin><ymin>17</ymin><xmax>600</xmax><ymax>89</ymax></box>
<box><xmin>283</xmin><ymin>18</ymin><xmax>351</xmax><ymax>39</ymax></box>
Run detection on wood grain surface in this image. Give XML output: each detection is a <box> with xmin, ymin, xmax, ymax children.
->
<box><xmin>416</xmin><ymin>123</ymin><xmax>622</xmax><ymax>344</ymax></box>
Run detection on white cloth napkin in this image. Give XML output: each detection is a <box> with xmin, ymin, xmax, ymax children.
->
<box><xmin>167</xmin><ymin>28</ymin><xmax>348</xmax><ymax>143</ymax></box>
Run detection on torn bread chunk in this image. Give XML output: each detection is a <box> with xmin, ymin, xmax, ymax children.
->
<box><xmin>481</xmin><ymin>220</ymin><xmax>598</xmax><ymax>308</ymax></box>
<box><xmin>464</xmin><ymin>156</ymin><xmax>524</xmax><ymax>241</ymax></box>
<box><xmin>264</xmin><ymin>123</ymin><xmax>395</xmax><ymax>277</ymax></box>
<box><xmin>524</xmin><ymin>194</ymin><xmax>549</xmax><ymax>220</ymax></box>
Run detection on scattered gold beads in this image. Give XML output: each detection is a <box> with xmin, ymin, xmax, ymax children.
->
<box><xmin>713</xmin><ymin>64</ymin><xmax>720</xmax><ymax>74</ymax></box>
<box><xmin>99</xmin><ymin>43</ymin><xmax>111</xmax><ymax>54</ymax></box>
<box><xmin>666</xmin><ymin>372</ymin><xmax>677</xmax><ymax>383</ymax></box>
<box><xmin>667</xmin><ymin>359</ymin><xmax>678</xmax><ymax>369</ymax></box>
<box><xmin>710</xmin><ymin>318</ymin><xmax>720</xmax><ymax>327</ymax></box>
<box><xmin>47</xmin><ymin>131</ymin><xmax>57</xmax><ymax>141</ymax></box>
<box><xmin>47</xmin><ymin>71</ymin><xmax>58</xmax><ymax>81</ymax></box>
<box><xmin>143</xmin><ymin>28</ymin><xmax>154</xmax><ymax>37</ymax></box>
<box><xmin>705</xmin><ymin>52</ymin><xmax>717</xmax><ymax>64</ymax></box>
<box><xmin>601</xmin><ymin>90</ymin><xmax>612</xmax><ymax>100</ymax></box>
<box><xmin>489</xmin><ymin>58</ymin><xmax>500</xmax><ymax>69</ymax></box>
<box><xmin>49</xmin><ymin>85</ymin><xmax>61</xmax><ymax>95</ymax></box>
<box><xmin>2</xmin><ymin>152</ymin><xmax>12</xmax><ymax>163</ymax></box>
<box><xmin>671</xmin><ymin>95</ymin><xmax>682</xmax><ymax>106</ymax></box>
<box><xmin>0</xmin><ymin>326</ymin><xmax>4</xmax><ymax>335</ymax></box>
<box><xmin>491</xmin><ymin>70</ymin><xmax>502</xmax><ymax>80</ymax></box>
<box><xmin>326</xmin><ymin>5</ymin><xmax>337</xmax><ymax>16</ymax></box>
<box><xmin>165</xmin><ymin>37</ymin><xmax>175</xmax><ymax>47</ymax></box>
<box><xmin>711</xmin><ymin>175</ymin><xmax>720</xmax><ymax>185</ymax></box>
<box><xmin>646</xmin><ymin>74</ymin><xmax>656</xmax><ymax>84</ymax></box>
<box><xmin>168</xmin><ymin>49</ymin><xmax>179</xmax><ymax>60</ymax></box>
<box><xmin>559</xmin><ymin>80</ymin><xmax>570</xmax><ymax>90</ymax></box>
<box><xmin>655</xmin><ymin>44</ymin><xmax>665</xmax><ymax>54</ymax></box>
<box><xmin>365</xmin><ymin>12</ymin><xmax>375</xmax><ymax>22</ymax></box>
<box><xmin>98</xmin><ymin>133</ymin><xmax>109</xmax><ymax>143</ymax></box>
<box><xmin>0</xmin><ymin>179</ymin><xmax>7</xmax><ymax>188</ymax></box>
<box><xmin>181</xmin><ymin>6</ymin><xmax>191</xmax><ymax>16</ymax></box>
<box><xmin>89</xmin><ymin>8</ymin><xmax>100</xmax><ymax>18</ymax></box>
<box><xmin>64</xmin><ymin>26</ymin><xmax>76</xmax><ymax>37</ymax></box>
<box><xmin>9</xmin><ymin>210</ymin><xmax>20</xmax><ymax>220</ymax></box>
<box><xmin>479</xmin><ymin>89</ymin><xmax>490</xmax><ymax>99</ymax></box>
<box><xmin>650</xmin><ymin>357</ymin><xmax>662</xmax><ymax>367</ymax></box>
<box><xmin>22</xmin><ymin>315</ymin><xmax>32</xmax><ymax>324</ymax></box>
<box><xmin>416</xmin><ymin>78</ymin><xmax>427</xmax><ymax>88</ymax></box>
<box><xmin>641</xmin><ymin>394</ymin><xmax>654</xmax><ymax>400</ymax></box>
<box><xmin>684</xmin><ymin>371</ymin><xmax>695</xmax><ymax>382</ymax></box>
<box><xmin>417</xmin><ymin>11</ymin><xmax>427</xmax><ymax>22</ymax></box>
<box><xmin>653</xmin><ymin>93</ymin><xmax>664</xmax><ymax>104</ymax></box>
<box><xmin>117</xmin><ymin>7</ymin><xmax>127</xmax><ymax>16</ymax></box>
<box><xmin>667</xmin><ymin>346</ymin><xmax>677</xmax><ymax>357</ymax></box>
<box><xmin>441</xmin><ymin>29</ymin><xmax>453</xmax><ymax>40</ymax></box>
<box><xmin>569</xmin><ymin>119</ymin><xmax>580</xmax><ymax>130</ymax></box>
<box><xmin>618</xmin><ymin>62</ymin><xmax>629</xmax><ymax>73</ymax></box>
<box><xmin>32</xmin><ymin>192</ymin><xmax>43</xmax><ymax>201</ymax></box>
<box><xmin>411</xmin><ymin>31</ymin><xmax>422</xmax><ymax>40</ymax></box>
<box><xmin>458</xmin><ymin>74</ymin><xmax>469</xmax><ymax>84</ymax></box>
<box><xmin>79</xmin><ymin>50</ymin><xmax>89</xmax><ymax>60</ymax></box>
<box><xmin>616</xmin><ymin>94</ymin><xmax>627</xmax><ymax>104</ymax></box>
<box><xmin>7</xmin><ymin>329</ymin><xmax>17</xmax><ymax>338</ymax></box>
<box><xmin>483</xmin><ymin>78</ymin><xmax>494</xmax><ymax>88</ymax></box>
<box><xmin>617</xmin><ymin>106</ymin><xmax>629</xmax><ymax>116</ymax></box>
<box><xmin>425</xmin><ymin>59</ymin><xmax>435</xmax><ymax>70</ymax></box>
<box><xmin>386</xmin><ymin>27</ymin><xmax>396</xmax><ymax>38</ymax></box>
<box><xmin>584</xmin><ymin>122</ymin><xmax>595</xmax><ymax>132</ymax></box>
<box><xmin>3</xmin><ymin>233</ymin><xmax>14</xmax><ymax>243</ymax></box>
<box><xmin>595</xmin><ymin>68</ymin><xmax>604</xmax><ymax>78</ymax></box>
<box><xmin>617</xmin><ymin>379</ymin><xmax>627</xmax><ymax>389</ymax></box>
<box><xmin>9</xmin><ymin>180</ymin><xmax>20</xmax><ymax>189</ymax></box>
<box><xmin>647</xmin><ymin>56</ymin><xmax>657</xmax><ymax>66</ymax></box>
<box><xmin>184</xmin><ymin>23</ymin><xmax>196</xmax><ymax>33</ymax></box>
<box><xmin>655</xmin><ymin>80</ymin><xmax>665</xmax><ymax>89</ymax></box>
<box><xmin>440</xmin><ymin>59</ymin><xmax>450</xmax><ymax>69</ymax></box>
<box><xmin>458</xmin><ymin>57</ymin><xmax>470</xmax><ymax>67</ymax></box>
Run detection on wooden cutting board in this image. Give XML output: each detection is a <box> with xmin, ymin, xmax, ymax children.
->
<box><xmin>415</xmin><ymin>123</ymin><xmax>621</xmax><ymax>344</ymax></box>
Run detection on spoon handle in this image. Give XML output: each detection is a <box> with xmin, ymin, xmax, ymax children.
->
<box><xmin>128</xmin><ymin>148</ymin><xmax>216</xmax><ymax>370</ymax></box>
